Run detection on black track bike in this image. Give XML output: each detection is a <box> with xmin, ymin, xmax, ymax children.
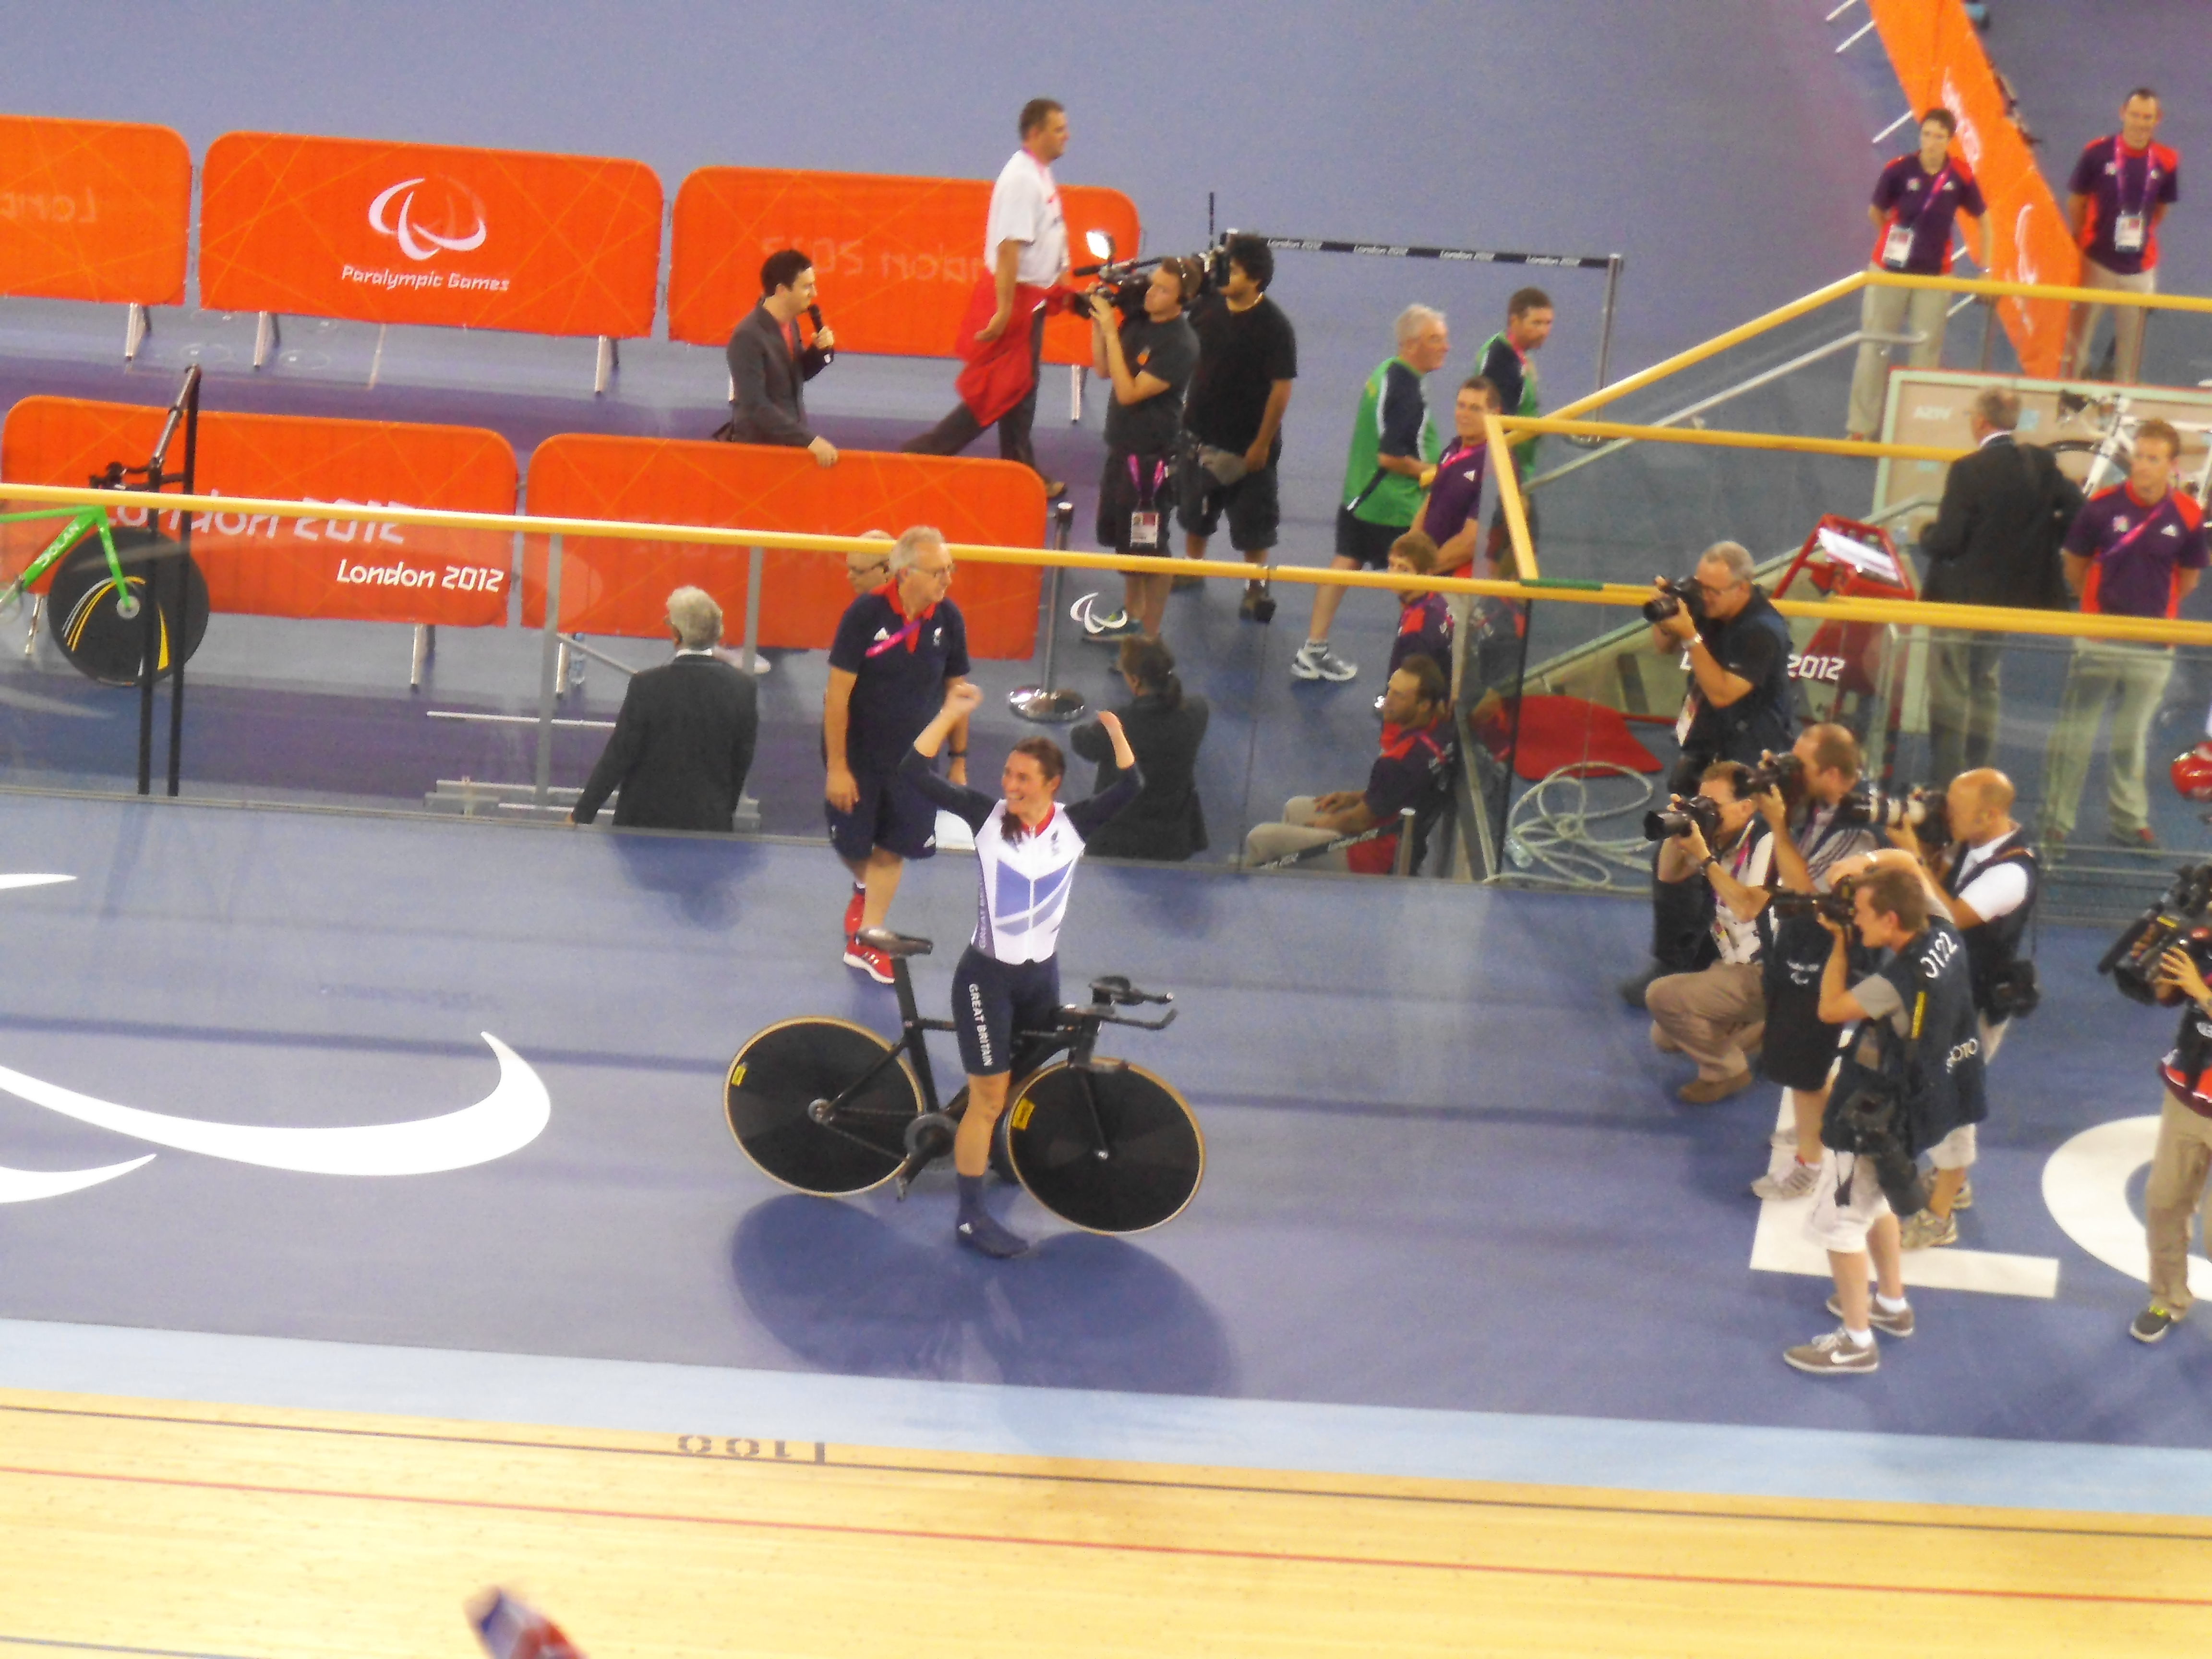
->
<box><xmin>725</xmin><ymin>929</ymin><xmax>1203</xmax><ymax>1233</ymax></box>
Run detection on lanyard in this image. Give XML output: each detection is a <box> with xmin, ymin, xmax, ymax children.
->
<box><xmin>862</xmin><ymin>593</ymin><xmax>937</xmax><ymax>658</ymax></box>
<box><xmin>2117</xmin><ymin>142</ymin><xmax>2158</xmax><ymax>216</ymax></box>
<box><xmin>1903</xmin><ymin>161</ymin><xmax>1951</xmax><ymax>228</ymax></box>
<box><xmin>1127</xmin><ymin>452</ymin><xmax>1168</xmax><ymax>506</ymax></box>
<box><xmin>2101</xmin><ymin>493</ymin><xmax>2177</xmax><ymax>563</ymax></box>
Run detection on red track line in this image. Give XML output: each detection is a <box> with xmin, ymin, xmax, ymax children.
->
<box><xmin>3</xmin><ymin>1461</ymin><xmax>2206</xmax><ymax>1610</ymax></box>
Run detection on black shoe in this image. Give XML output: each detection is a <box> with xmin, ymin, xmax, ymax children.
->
<box><xmin>1617</xmin><ymin>963</ymin><xmax>1662</xmax><ymax>1010</ymax></box>
<box><xmin>956</xmin><ymin>1212</ymin><xmax>1031</xmax><ymax>1259</ymax></box>
<box><xmin>2131</xmin><ymin>1304</ymin><xmax>2182</xmax><ymax>1344</ymax></box>
<box><xmin>1238</xmin><ymin>586</ymin><xmax>1276</xmax><ymax>624</ymax></box>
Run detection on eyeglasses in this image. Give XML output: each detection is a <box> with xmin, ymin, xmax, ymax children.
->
<box><xmin>848</xmin><ymin>560</ymin><xmax>890</xmax><ymax>581</ymax></box>
<box><xmin>914</xmin><ymin>561</ymin><xmax>955</xmax><ymax>581</ymax></box>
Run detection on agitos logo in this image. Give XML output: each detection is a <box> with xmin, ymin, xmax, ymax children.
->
<box><xmin>368</xmin><ymin>175</ymin><xmax>488</xmax><ymax>262</ymax></box>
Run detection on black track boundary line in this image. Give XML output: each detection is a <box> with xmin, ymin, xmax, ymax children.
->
<box><xmin>5</xmin><ymin>1398</ymin><xmax>2211</xmax><ymax>1547</ymax></box>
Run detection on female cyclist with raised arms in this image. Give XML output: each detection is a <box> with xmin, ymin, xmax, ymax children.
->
<box><xmin>899</xmin><ymin>679</ymin><xmax>1141</xmax><ymax>1256</ymax></box>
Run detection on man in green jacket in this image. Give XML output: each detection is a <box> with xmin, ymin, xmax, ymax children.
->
<box><xmin>1293</xmin><ymin>305</ymin><xmax>1449</xmax><ymax>683</ymax></box>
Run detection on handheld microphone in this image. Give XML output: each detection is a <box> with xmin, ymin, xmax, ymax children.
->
<box><xmin>808</xmin><ymin>303</ymin><xmax>833</xmax><ymax>364</ymax></box>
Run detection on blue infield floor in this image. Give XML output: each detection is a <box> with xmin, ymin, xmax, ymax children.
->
<box><xmin>0</xmin><ymin>793</ymin><xmax>2205</xmax><ymax>1515</ymax></box>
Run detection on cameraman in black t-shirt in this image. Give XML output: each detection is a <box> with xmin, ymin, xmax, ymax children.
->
<box><xmin>1081</xmin><ymin>257</ymin><xmax>1201</xmax><ymax>643</ymax></box>
<box><xmin>1621</xmin><ymin>541</ymin><xmax>1802</xmax><ymax>1010</ymax></box>
<box><xmin>1177</xmin><ymin>233</ymin><xmax>1298</xmax><ymax>622</ymax></box>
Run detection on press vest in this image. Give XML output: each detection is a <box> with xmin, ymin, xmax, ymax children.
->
<box><xmin>1941</xmin><ymin>830</ymin><xmax>2039</xmax><ymax>1015</ymax></box>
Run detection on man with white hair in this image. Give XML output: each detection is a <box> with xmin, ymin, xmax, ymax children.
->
<box><xmin>824</xmin><ymin>525</ymin><xmax>971</xmax><ymax>983</ymax></box>
<box><xmin>1292</xmin><ymin>304</ymin><xmax>1449</xmax><ymax>683</ymax></box>
<box><xmin>570</xmin><ymin>586</ymin><xmax>758</xmax><ymax>832</ymax></box>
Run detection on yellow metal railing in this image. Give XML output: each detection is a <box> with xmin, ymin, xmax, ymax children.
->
<box><xmin>5</xmin><ymin>264</ymin><xmax>2210</xmax><ymax>650</ymax></box>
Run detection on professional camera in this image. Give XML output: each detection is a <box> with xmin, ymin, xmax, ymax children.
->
<box><xmin>1641</xmin><ymin>575</ymin><xmax>1705</xmax><ymax>625</ymax></box>
<box><xmin>1833</xmin><ymin>1075</ymin><xmax>1931</xmax><ymax>1217</ymax></box>
<box><xmin>2098</xmin><ymin>862</ymin><xmax>2212</xmax><ymax>1006</ymax></box>
<box><xmin>1765</xmin><ymin>873</ymin><xmax>1860</xmax><ymax>926</ymax></box>
<box><xmin>1741</xmin><ymin>751</ymin><xmax>1806</xmax><ymax>805</ymax></box>
<box><xmin>1837</xmin><ymin>784</ymin><xmax>1949</xmax><ymax>843</ymax></box>
<box><xmin>1642</xmin><ymin>793</ymin><xmax>1723</xmax><ymax>843</ymax></box>
<box><xmin>1074</xmin><ymin>232</ymin><xmax>1225</xmax><ymax>323</ymax></box>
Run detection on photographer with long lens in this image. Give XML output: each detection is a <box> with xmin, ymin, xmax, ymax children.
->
<box><xmin>1646</xmin><ymin>761</ymin><xmax>1778</xmax><ymax>1105</ymax></box>
<box><xmin>1886</xmin><ymin>768</ymin><xmax>2038</xmax><ymax>1248</ymax></box>
<box><xmin>1749</xmin><ymin>726</ymin><xmax>1883</xmax><ymax>1202</ymax></box>
<box><xmin>1621</xmin><ymin>541</ymin><xmax>1798</xmax><ymax>1009</ymax></box>
<box><xmin>2092</xmin><ymin>864</ymin><xmax>2212</xmax><ymax>1343</ymax></box>
<box><xmin>1784</xmin><ymin>857</ymin><xmax>1984</xmax><ymax>1377</ymax></box>
<box><xmin>1081</xmin><ymin>257</ymin><xmax>1201</xmax><ymax>642</ymax></box>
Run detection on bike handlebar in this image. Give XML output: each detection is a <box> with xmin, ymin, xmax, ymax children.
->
<box><xmin>1088</xmin><ymin>974</ymin><xmax>1172</xmax><ymax>1007</ymax></box>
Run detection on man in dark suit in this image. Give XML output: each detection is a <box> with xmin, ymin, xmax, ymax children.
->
<box><xmin>1919</xmin><ymin>386</ymin><xmax>2083</xmax><ymax>785</ymax></box>
<box><xmin>721</xmin><ymin>248</ymin><xmax>837</xmax><ymax>465</ymax></box>
<box><xmin>570</xmin><ymin>587</ymin><xmax>758</xmax><ymax>831</ymax></box>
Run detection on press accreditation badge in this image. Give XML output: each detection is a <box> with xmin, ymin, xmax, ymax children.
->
<box><xmin>1129</xmin><ymin>511</ymin><xmax>1160</xmax><ymax>550</ymax></box>
<box><xmin>1881</xmin><ymin>224</ymin><xmax>1915</xmax><ymax>269</ymax></box>
<box><xmin>1675</xmin><ymin>689</ymin><xmax>1702</xmax><ymax>745</ymax></box>
<box><xmin>2115</xmin><ymin>212</ymin><xmax>2147</xmax><ymax>254</ymax></box>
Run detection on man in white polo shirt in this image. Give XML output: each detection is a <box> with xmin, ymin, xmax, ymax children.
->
<box><xmin>904</xmin><ymin>97</ymin><xmax>1071</xmax><ymax>495</ymax></box>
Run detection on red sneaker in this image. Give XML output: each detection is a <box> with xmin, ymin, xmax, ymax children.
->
<box><xmin>842</xmin><ymin>934</ymin><xmax>895</xmax><ymax>985</ymax></box>
<box><xmin>842</xmin><ymin>885</ymin><xmax>866</xmax><ymax>941</ymax></box>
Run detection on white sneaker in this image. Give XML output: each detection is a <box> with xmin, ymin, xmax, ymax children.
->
<box><xmin>1291</xmin><ymin>640</ymin><xmax>1358</xmax><ymax>682</ymax></box>
<box><xmin>1752</xmin><ymin>1158</ymin><xmax>1820</xmax><ymax>1201</ymax></box>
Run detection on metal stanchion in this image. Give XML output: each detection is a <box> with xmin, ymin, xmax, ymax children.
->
<box><xmin>1390</xmin><ymin>806</ymin><xmax>1419</xmax><ymax>876</ymax></box>
<box><xmin>1009</xmin><ymin>501</ymin><xmax>1085</xmax><ymax>723</ymax></box>
<box><xmin>532</xmin><ymin>534</ymin><xmax>563</xmax><ymax>813</ymax></box>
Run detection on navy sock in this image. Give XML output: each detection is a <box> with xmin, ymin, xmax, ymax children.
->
<box><xmin>957</xmin><ymin>1173</ymin><xmax>985</xmax><ymax>1222</ymax></box>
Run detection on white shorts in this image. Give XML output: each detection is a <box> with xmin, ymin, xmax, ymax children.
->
<box><xmin>1979</xmin><ymin>1015</ymin><xmax>2008</xmax><ymax>1065</ymax></box>
<box><xmin>1927</xmin><ymin>1122</ymin><xmax>1977</xmax><ymax>1171</ymax></box>
<box><xmin>1805</xmin><ymin>1150</ymin><xmax>1893</xmax><ymax>1252</ymax></box>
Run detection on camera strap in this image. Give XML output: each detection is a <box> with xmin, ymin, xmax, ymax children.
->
<box><xmin>1344</xmin><ymin>467</ymin><xmax>1390</xmax><ymax>516</ymax></box>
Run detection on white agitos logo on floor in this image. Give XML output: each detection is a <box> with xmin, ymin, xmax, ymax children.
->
<box><xmin>369</xmin><ymin>175</ymin><xmax>488</xmax><ymax>262</ymax></box>
<box><xmin>0</xmin><ymin>875</ymin><xmax>549</xmax><ymax>1204</ymax></box>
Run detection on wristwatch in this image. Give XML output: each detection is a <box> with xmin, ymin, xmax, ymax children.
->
<box><xmin>1701</xmin><ymin>854</ymin><xmax>1721</xmax><ymax>872</ymax></box>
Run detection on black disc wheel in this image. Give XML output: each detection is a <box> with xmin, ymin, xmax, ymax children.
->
<box><xmin>48</xmin><ymin>528</ymin><xmax>208</xmax><ymax>688</ymax></box>
<box><xmin>2044</xmin><ymin>439</ymin><xmax>2124</xmax><ymax>496</ymax></box>
<box><xmin>726</xmin><ymin>1018</ymin><xmax>923</xmax><ymax>1196</ymax></box>
<box><xmin>1003</xmin><ymin>1061</ymin><xmax>1203</xmax><ymax>1233</ymax></box>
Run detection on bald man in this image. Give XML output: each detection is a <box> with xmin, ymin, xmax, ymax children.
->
<box><xmin>1888</xmin><ymin>768</ymin><xmax>2039</xmax><ymax>1247</ymax></box>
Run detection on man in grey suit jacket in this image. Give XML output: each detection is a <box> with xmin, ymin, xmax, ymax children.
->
<box><xmin>1919</xmin><ymin>385</ymin><xmax>2083</xmax><ymax>785</ymax></box>
<box><xmin>722</xmin><ymin>249</ymin><xmax>838</xmax><ymax>466</ymax></box>
<box><xmin>571</xmin><ymin>588</ymin><xmax>759</xmax><ymax>832</ymax></box>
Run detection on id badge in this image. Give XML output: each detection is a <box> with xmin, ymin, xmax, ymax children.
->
<box><xmin>1129</xmin><ymin>510</ymin><xmax>1160</xmax><ymax>550</ymax></box>
<box><xmin>1880</xmin><ymin>224</ymin><xmax>1915</xmax><ymax>269</ymax></box>
<box><xmin>1675</xmin><ymin>690</ymin><xmax>1702</xmax><ymax>745</ymax></box>
<box><xmin>2115</xmin><ymin>212</ymin><xmax>2147</xmax><ymax>253</ymax></box>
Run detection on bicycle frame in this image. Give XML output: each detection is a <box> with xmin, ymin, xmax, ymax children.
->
<box><xmin>0</xmin><ymin>506</ymin><xmax>131</xmax><ymax>617</ymax></box>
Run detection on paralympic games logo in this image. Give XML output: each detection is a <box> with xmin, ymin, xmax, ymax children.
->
<box><xmin>368</xmin><ymin>175</ymin><xmax>489</xmax><ymax>263</ymax></box>
<box><xmin>0</xmin><ymin>875</ymin><xmax>549</xmax><ymax>1205</ymax></box>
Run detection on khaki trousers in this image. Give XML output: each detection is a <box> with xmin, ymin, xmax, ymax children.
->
<box><xmin>1244</xmin><ymin>797</ymin><xmax>1349</xmax><ymax>872</ymax></box>
<box><xmin>1846</xmin><ymin>267</ymin><xmax>1951</xmax><ymax>435</ymax></box>
<box><xmin>2064</xmin><ymin>257</ymin><xmax>2155</xmax><ymax>385</ymax></box>
<box><xmin>1647</xmin><ymin>961</ymin><xmax>1765</xmax><ymax>1083</ymax></box>
<box><xmin>2040</xmin><ymin>637</ymin><xmax>2174</xmax><ymax>839</ymax></box>
<box><xmin>2147</xmin><ymin>1089</ymin><xmax>2212</xmax><ymax>1315</ymax></box>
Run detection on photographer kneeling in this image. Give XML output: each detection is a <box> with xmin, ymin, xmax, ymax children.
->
<box><xmin>1785</xmin><ymin>857</ymin><xmax>1984</xmax><ymax>1377</ymax></box>
<box><xmin>1647</xmin><ymin>761</ymin><xmax>1779</xmax><ymax>1105</ymax></box>
<box><xmin>1887</xmin><ymin>768</ymin><xmax>2039</xmax><ymax>1248</ymax></box>
<box><xmin>1621</xmin><ymin>541</ymin><xmax>1797</xmax><ymax>1009</ymax></box>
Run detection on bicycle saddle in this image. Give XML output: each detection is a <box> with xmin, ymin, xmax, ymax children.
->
<box><xmin>1089</xmin><ymin>974</ymin><xmax>1170</xmax><ymax>1006</ymax></box>
<box><xmin>856</xmin><ymin>928</ymin><xmax>933</xmax><ymax>958</ymax></box>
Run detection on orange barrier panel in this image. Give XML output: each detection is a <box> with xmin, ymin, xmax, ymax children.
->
<box><xmin>0</xmin><ymin>115</ymin><xmax>191</xmax><ymax>305</ymax></box>
<box><xmin>522</xmin><ymin>437</ymin><xmax>1046</xmax><ymax>658</ymax></box>
<box><xmin>667</xmin><ymin>167</ymin><xmax>1139</xmax><ymax>366</ymax></box>
<box><xmin>1868</xmin><ymin>0</ymin><xmax>2073</xmax><ymax>376</ymax></box>
<box><xmin>198</xmin><ymin>132</ymin><xmax>661</xmax><ymax>338</ymax></box>
<box><xmin>1</xmin><ymin>397</ymin><xmax>517</xmax><ymax>625</ymax></box>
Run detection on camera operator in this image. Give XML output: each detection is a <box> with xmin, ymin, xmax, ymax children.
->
<box><xmin>1177</xmin><ymin>233</ymin><xmax>1298</xmax><ymax>622</ymax></box>
<box><xmin>1749</xmin><ymin>726</ymin><xmax>1884</xmax><ymax>1201</ymax></box>
<box><xmin>1884</xmin><ymin>768</ymin><xmax>2037</xmax><ymax>1247</ymax></box>
<box><xmin>2134</xmin><ymin>940</ymin><xmax>2212</xmax><ymax>1343</ymax></box>
<box><xmin>720</xmin><ymin>249</ymin><xmax>837</xmax><ymax>465</ymax></box>
<box><xmin>1784</xmin><ymin>856</ymin><xmax>1984</xmax><ymax>1376</ymax></box>
<box><xmin>1646</xmin><ymin>761</ymin><xmax>1778</xmax><ymax>1105</ymax></box>
<box><xmin>1079</xmin><ymin>258</ymin><xmax>1201</xmax><ymax>643</ymax></box>
<box><xmin>1620</xmin><ymin>542</ymin><xmax>1799</xmax><ymax>1009</ymax></box>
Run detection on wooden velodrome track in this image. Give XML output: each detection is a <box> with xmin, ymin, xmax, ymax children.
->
<box><xmin>1</xmin><ymin>1388</ymin><xmax>2205</xmax><ymax>1657</ymax></box>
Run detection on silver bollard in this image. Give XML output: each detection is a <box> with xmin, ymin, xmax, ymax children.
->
<box><xmin>1009</xmin><ymin>501</ymin><xmax>1086</xmax><ymax>723</ymax></box>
